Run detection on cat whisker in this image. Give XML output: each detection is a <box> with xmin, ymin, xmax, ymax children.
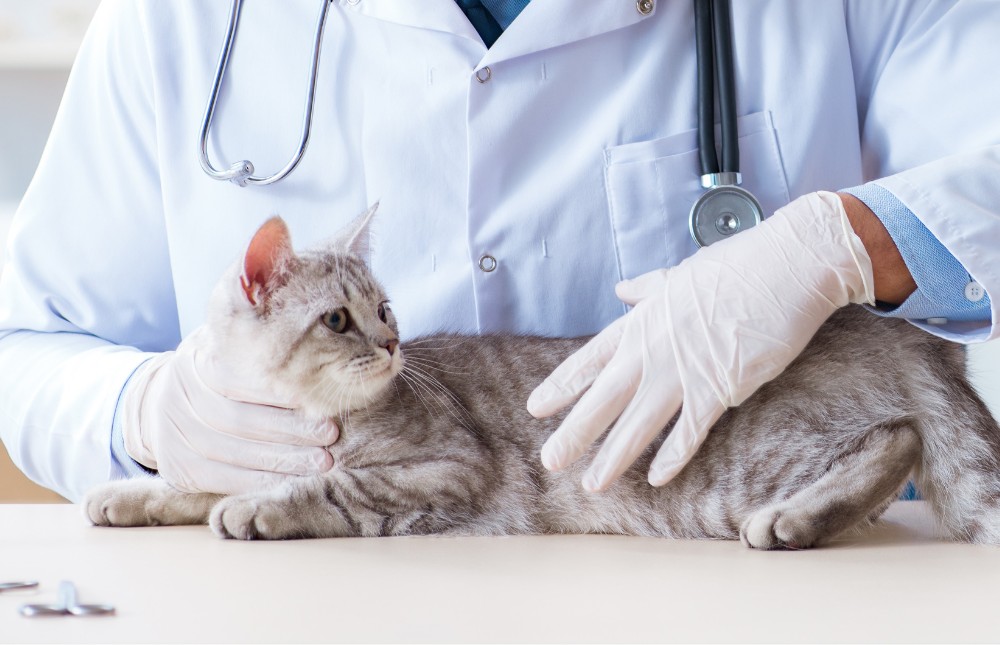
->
<box><xmin>402</xmin><ymin>355</ymin><xmax>468</xmax><ymax>376</ymax></box>
<box><xmin>334</xmin><ymin>379</ymin><xmax>349</xmax><ymax>427</ymax></box>
<box><xmin>401</xmin><ymin>365</ymin><xmax>476</xmax><ymax>434</ymax></box>
<box><xmin>359</xmin><ymin>362</ymin><xmax>381</xmax><ymax>420</ymax></box>
<box><xmin>401</xmin><ymin>374</ymin><xmax>458</xmax><ymax>428</ymax></box>
<box><xmin>397</xmin><ymin>371</ymin><xmax>437</xmax><ymax>419</ymax></box>
<box><xmin>390</xmin><ymin>369</ymin><xmax>403</xmax><ymax>403</ymax></box>
<box><xmin>399</xmin><ymin>365</ymin><xmax>446</xmax><ymax>402</ymax></box>
<box><xmin>401</xmin><ymin>344</ymin><xmax>467</xmax><ymax>354</ymax></box>
<box><xmin>401</xmin><ymin>337</ymin><xmax>469</xmax><ymax>346</ymax></box>
<box><xmin>402</xmin><ymin>338</ymin><xmax>470</xmax><ymax>351</ymax></box>
<box><xmin>301</xmin><ymin>371</ymin><xmax>340</xmax><ymax>413</ymax></box>
<box><xmin>404</xmin><ymin>364</ymin><xmax>472</xmax><ymax>414</ymax></box>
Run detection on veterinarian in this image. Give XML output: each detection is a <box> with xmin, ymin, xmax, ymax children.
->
<box><xmin>0</xmin><ymin>1</ymin><xmax>996</xmax><ymax>501</ymax></box>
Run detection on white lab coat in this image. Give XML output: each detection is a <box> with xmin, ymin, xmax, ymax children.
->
<box><xmin>2</xmin><ymin>0</ymin><xmax>999</xmax><ymax>500</ymax></box>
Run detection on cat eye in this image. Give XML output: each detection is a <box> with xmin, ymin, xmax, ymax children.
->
<box><xmin>322</xmin><ymin>308</ymin><xmax>350</xmax><ymax>333</ymax></box>
<box><xmin>377</xmin><ymin>302</ymin><xmax>389</xmax><ymax>323</ymax></box>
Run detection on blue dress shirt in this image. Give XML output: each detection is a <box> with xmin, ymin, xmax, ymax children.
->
<box><xmin>845</xmin><ymin>184</ymin><xmax>991</xmax><ymax>322</ymax></box>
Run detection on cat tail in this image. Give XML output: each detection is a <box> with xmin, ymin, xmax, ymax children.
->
<box><xmin>911</xmin><ymin>359</ymin><xmax>1000</xmax><ymax>544</ymax></box>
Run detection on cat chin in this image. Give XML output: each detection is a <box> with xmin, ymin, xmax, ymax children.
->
<box><xmin>303</xmin><ymin>361</ymin><xmax>401</xmax><ymax>417</ymax></box>
<box><xmin>306</xmin><ymin>387</ymin><xmax>392</xmax><ymax>418</ymax></box>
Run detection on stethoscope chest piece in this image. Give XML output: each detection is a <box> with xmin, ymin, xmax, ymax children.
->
<box><xmin>689</xmin><ymin>182</ymin><xmax>762</xmax><ymax>247</ymax></box>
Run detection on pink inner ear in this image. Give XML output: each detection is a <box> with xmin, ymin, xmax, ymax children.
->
<box><xmin>242</xmin><ymin>217</ymin><xmax>293</xmax><ymax>306</ymax></box>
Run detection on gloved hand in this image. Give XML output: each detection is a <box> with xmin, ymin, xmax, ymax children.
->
<box><xmin>121</xmin><ymin>327</ymin><xmax>339</xmax><ymax>494</ymax></box>
<box><xmin>528</xmin><ymin>191</ymin><xmax>875</xmax><ymax>491</ymax></box>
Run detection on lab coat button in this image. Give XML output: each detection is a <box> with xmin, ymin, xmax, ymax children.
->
<box><xmin>965</xmin><ymin>281</ymin><xmax>985</xmax><ymax>302</ymax></box>
<box><xmin>636</xmin><ymin>0</ymin><xmax>654</xmax><ymax>15</ymax></box>
<box><xmin>479</xmin><ymin>255</ymin><xmax>497</xmax><ymax>272</ymax></box>
<box><xmin>476</xmin><ymin>67</ymin><xmax>492</xmax><ymax>83</ymax></box>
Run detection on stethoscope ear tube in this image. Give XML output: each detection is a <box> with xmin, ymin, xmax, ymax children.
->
<box><xmin>694</xmin><ymin>0</ymin><xmax>719</xmax><ymax>176</ymax></box>
<box><xmin>711</xmin><ymin>0</ymin><xmax>739</xmax><ymax>174</ymax></box>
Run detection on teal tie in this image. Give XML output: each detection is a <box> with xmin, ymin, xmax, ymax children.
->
<box><xmin>480</xmin><ymin>0</ymin><xmax>529</xmax><ymax>30</ymax></box>
<box><xmin>455</xmin><ymin>0</ymin><xmax>530</xmax><ymax>47</ymax></box>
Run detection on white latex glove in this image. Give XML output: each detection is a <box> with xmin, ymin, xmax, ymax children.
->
<box><xmin>528</xmin><ymin>191</ymin><xmax>875</xmax><ymax>491</ymax></box>
<box><xmin>121</xmin><ymin>327</ymin><xmax>339</xmax><ymax>494</ymax></box>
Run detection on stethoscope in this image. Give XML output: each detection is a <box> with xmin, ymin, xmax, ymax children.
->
<box><xmin>688</xmin><ymin>0</ymin><xmax>762</xmax><ymax>247</ymax></box>
<box><xmin>199</xmin><ymin>0</ymin><xmax>334</xmax><ymax>187</ymax></box>
<box><xmin>199</xmin><ymin>0</ymin><xmax>762</xmax><ymax>246</ymax></box>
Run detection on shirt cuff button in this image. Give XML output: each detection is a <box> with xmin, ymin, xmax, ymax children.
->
<box><xmin>964</xmin><ymin>281</ymin><xmax>985</xmax><ymax>303</ymax></box>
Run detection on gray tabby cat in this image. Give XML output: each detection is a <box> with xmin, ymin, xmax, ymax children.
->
<box><xmin>84</xmin><ymin>208</ymin><xmax>1000</xmax><ymax>548</ymax></box>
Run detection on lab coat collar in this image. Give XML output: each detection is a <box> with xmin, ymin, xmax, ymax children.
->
<box><xmin>341</xmin><ymin>0</ymin><xmax>657</xmax><ymax>66</ymax></box>
<box><xmin>480</xmin><ymin>0</ymin><xmax>657</xmax><ymax>67</ymax></box>
<box><xmin>339</xmin><ymin>0</ymin><xmax>483</xmax><ymax>45</ymax></box>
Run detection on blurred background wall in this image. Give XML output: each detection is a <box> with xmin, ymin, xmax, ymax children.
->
<box><xmin>1</xmin><ymin>1</ymin><xmax>999</xmax><ymax>502</ymax></box>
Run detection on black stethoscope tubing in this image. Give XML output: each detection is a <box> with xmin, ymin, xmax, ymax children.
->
<box><xmin>695</xmin><ymin>0</ymin><xmax>737</xmax><ymax>177</ymax></box>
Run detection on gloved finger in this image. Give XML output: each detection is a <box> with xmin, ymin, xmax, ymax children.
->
<box><xmin>539</xmin><ymin>343</ymin><xmax>641</xmax><ymax>471</ymax></box>
<box><xmin>646</xmin><ymin>396</ymin><xmax>726</xmax><ymax>486</ymax></box>
<box><xmin>190</xmin><ymin>341</ymin><xmax>302</xmax><ymax>408</ymax></box>
<box><xmin>157</xmin><ymin>451</ymin><xmax>309</xmax><ymax>496</ymax></box>
<box><xmin>182</xmin><ymin>361</ymin><xmax>340</xmax><ymax>446</ymax></box>
<box><xmin>167</xmin><ymin>408</ymin><xmax>334</xmax><ymax>476</ymax></box>
<box><xmin>581</xmin><ymin>380</ymin><xmax>682</xmax><ymax>492</ymax></box>
<box><xmin>197</xmin><ymin>396</ymin><xmax>340</xmax><ymax>447</ymax></box>
<box><xmin>527</xmin><ymin>314</ymin><xmax>628</xmax><ymax>418</ymax></box>
<box><xmin>615</xmin><ymin>268</ymin><xmax>670</xmax><ymax>306</ymax></box>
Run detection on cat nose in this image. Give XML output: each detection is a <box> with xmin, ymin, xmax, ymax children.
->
<box><xmin>382</xmin><ymin>339</ymin><xmax>399</xmax><ymax>356</ymax></box>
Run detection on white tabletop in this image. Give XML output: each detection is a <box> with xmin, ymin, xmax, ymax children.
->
<box><xmin>0</xmin><ymin>501</ymin><xmax>997</xmax><ymax>643</ymax></box>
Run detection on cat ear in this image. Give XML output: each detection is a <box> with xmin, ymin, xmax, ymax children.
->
<box><xmin>336</xmin><ymin>201</ymin><xmax>379</xmax><ymax>260</ymax></box>
<box><xmin>240</xmin><ymin>216</ymin><xmax>296</xmax><ymax>308</ymax></box>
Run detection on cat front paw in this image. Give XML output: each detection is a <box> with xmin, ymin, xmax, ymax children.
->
<box><xmin>210</xmin><ymin>496</ymin><xmax>301</xmax><ymax>540</ymax></box>
<box><xmin>83</xmin><ymin>479</ymin><xmax>215</xmax><ymax>528</ymax></box>
<box><xmin>83</xmin><ymin>480</ymin><xmax>167</xmax><ymax>527</ymax></box>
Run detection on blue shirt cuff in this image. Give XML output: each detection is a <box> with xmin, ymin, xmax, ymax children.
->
<box><xmin>110</xmin><ymin>359</ymin><xmax>158</xmax><ymax>479</ymax></box>
<box><xmin>843</xmin><ymin>184</ymin><xmax>991</xmax><ymax>324</ymax></box>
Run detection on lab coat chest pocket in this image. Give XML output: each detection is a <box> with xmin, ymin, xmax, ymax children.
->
<box><xmin>604</xmin><ymin>111</ymin><xmax>789</xmax><ymax>281</ymax></box>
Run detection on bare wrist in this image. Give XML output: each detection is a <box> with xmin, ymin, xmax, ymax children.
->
<box><xmin>838</xmin><ymin>192</ymin><xmax>916</xmax><ymax>305</ymax></box>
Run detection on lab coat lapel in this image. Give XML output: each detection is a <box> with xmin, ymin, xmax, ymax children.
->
<box><xmin>479</xmin><ymin>0</ymin><xmax>657</xmax><ymax>67</ymax></box>
<box><xmin>343</xmin><ymin>0</ymin><xmax>657</xmax><ymax>64</ymax></box>
<box><xmin>340</xmin><ymin>0</ymin><xmax>483</xmax><ymax>45</ymax></box>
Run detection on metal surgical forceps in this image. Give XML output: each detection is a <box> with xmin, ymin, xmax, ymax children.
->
<box><xmin>20</xmin><ymin>580</ymin><xmax>115</xmax><ymax>617</ymax></box>
<box><xmin>0</xmin><ymin>581</ymin><xmax>39</xmax><ymax>593</ymax></box>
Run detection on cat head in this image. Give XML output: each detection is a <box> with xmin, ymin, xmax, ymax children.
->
<box><xmin>205</xmin><ymin>204</ymin><xmax>401</xmax><ymax>419</ymax></box>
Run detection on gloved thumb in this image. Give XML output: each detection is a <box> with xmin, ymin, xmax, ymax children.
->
<box><xmin>615</xmin><ymin>268</ymin><xmax>670</xmax><ymax>306</ymax></box>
